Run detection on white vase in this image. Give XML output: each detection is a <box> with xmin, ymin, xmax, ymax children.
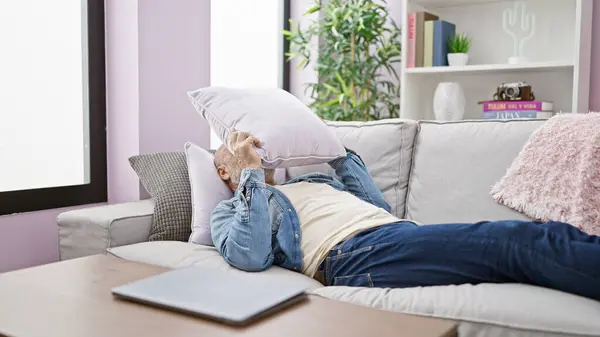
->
<box><xmin>433</xmin><ymin>82</ymin><xmax>466</xmax><ymax>121</ymax></box>
<box><xmin>508</xmin><ymin>56</ymin><xmax>529</xmax><ymax>65</ymax></box>
<box><xmin>447</xmin><ymin>53</ymin><xmax>469</xmax><ymax>66</ymax></box>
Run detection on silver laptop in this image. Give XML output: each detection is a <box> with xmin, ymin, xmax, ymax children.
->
<box><xmin>111</xmin><ymin>265</ymin><xmax>308</xmax><ymax>325</ymax></box>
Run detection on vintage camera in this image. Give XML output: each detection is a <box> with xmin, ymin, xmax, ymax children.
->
<box><xmin>494</xmin><ymin>82</ymin><xmax>535</xmax><ymax>101</ymax></box>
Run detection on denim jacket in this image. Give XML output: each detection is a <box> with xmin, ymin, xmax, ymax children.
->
<box><xmin>210</xmin><ymin>149</ymin><xmax>391</xmax><ymax>273</ymax></box>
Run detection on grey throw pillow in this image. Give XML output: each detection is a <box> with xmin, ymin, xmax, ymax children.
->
<box><xmin>128</xmin><ymin>152</ymin><xmax>192</xmax><ymax>241</ymax></box>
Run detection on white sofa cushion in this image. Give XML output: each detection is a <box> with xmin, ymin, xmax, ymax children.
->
<box><xmin>406</xmin><ymin>120</ymin><xmax>543</xmax><ymax>224</ymax></box>
<box><xmin>184</xmin><ymin>142</ymin><xmax>233</xmax><ymax>246</ymax></box>
<box><xmin>187</xmin><ymin>86</ymin><xmax>346</xmax><ymax>169</ymax></box>
<box><xmin>107</xmin><ymin>241</ymin><xmax>323</xmax><ymax>291</ymax></box>
<box><xmin>286</xmin><ymin>119</ymin><xmax>418</xmax><ymax>217</ymax></box>
<box><xmin>313</xmin><ymin>283</ymin><xmax>600</xmax><ymax>337</ymax></box>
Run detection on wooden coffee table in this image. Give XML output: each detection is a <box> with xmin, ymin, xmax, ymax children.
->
<box><xmin>0</xmin><ymin>255</ymin><xmax>457</xmax><ymax>337</ymax></box>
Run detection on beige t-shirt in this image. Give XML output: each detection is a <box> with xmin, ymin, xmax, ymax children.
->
<box><xmin>274</xmin><ymin>182</ymin><xmax>417</xmax><ymax>277</ymax></box>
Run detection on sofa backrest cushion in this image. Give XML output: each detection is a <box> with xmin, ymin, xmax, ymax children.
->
<box><xmin>405</xmin><ymin>119</ymin><xmax>546</xmax><ymax>224</ymax></box>
<box><xmin>286</xmin><ymin>119</ymin><xmax>418</xmax><ymax>217</ymax></box>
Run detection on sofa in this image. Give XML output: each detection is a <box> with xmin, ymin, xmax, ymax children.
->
<box><xmin>57</xmin><ymin>119</ymin><xmax>600</xmax><ymax>337</ymax></box>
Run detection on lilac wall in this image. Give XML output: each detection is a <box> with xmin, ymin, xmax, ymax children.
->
<box><xmin>108</xmin><ymin>0</ymin><xmax>210</xmax><ymax>203</ymax></box>
<box><xmin>106</xmin><ymin>0</ymin><xmax>141</xmax><ymax>203</ymax></box>
<box><xmin>0</xmin><ymin>205</ymin><xmax>99</xmax><ymax>272</ymax></box>
<box><xmin>138</xmin><ymin>0</ymin><xmax>210</xmax><ymax>156</ymax></box>
<box><xmin>0</xmin><ymin>0</ymin><xmax>210</xmax><ymax>273</ymax></box>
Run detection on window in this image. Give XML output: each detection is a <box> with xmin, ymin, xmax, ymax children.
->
<box><xmin>209</xmin><ymin>0</ymin><xmax>290</xmax><ymax>148</ymax></box>
<box><xmin>0</xmin><ymin>0</ymin><xmax>107</xmax><ymax>215</ymax></box>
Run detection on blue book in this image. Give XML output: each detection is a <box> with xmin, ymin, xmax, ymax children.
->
<box><xmin>433</xmin><ymin>20</ymin><xmax>456</xmax><ymax>67</ymax></box>
<box><xmin>482</xmin><ymin>111</ymin><xmax>539</xmax><ymax>120</ymax></box>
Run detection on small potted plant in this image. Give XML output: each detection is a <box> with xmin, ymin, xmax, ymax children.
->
<box><xmin>447</xmin><ymin>33</ymin><xmax>471</xmax><ymax>66</ymax></box>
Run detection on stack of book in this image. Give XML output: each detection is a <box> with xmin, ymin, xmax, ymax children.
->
<box><xmin>481</xmin><ymin>101</ymin><xmax>554</xmax><ymax>120</ymax></box>
<box><xmin>406</xmin><ymin>11</ymin><xmax>456</xmax><ymax>68</ymax></box>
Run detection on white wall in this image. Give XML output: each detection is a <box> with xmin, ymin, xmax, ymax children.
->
<box><xmin>289</xmin><ymin>0</ymin><xmax>320</xmax><ymax>105</ymax></box>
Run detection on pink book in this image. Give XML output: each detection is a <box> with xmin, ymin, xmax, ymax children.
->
<box><xmin>406</xmin><ymin>13</ymin><xmax>416</xmax><ymax>68</ymax></box>
<box><xmin>482</xmin><ymin>101</ymin><xmax>554</xmax><ymax>112</ymax></box>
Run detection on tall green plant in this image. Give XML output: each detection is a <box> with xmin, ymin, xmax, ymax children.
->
<box><xmin>283</xmin><ymin>0</ymin><xmax>402</xmax><ymax>121</ymax></box>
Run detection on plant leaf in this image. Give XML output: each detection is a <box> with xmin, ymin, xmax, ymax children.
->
<box><xmin>323</xmin><ymin>83</ymin><xmax>341</xmax><ymax>94</ymax></box>
<box><xmin>304</xmin><ymin>5</ymin><xmax>320</xmax><ymax>15</ymax></box>
<box><xmin>335</xmin><ymin>72</ymin><xmax>348</xmax><ymax>94</ymax></box>
<box><xmin>296</xmin><ymin>58</ymin><xmax>308</xmax><ymax>69</ymax></box>
<box><xmin>319</xmin><ymin>98</ymin><xmax>339</xmax><ymax>108</ymax></box>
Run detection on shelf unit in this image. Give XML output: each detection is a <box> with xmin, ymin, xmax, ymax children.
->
<box><xmin>400</xmin><ymin>0</ymin><xmax>594</xmax><ymax>120</ymax></box>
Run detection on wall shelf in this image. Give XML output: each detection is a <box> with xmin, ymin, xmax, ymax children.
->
<box><xmin>405</xmin><ymin>61</ymin><xmax>574</xmax><ymax>75</ymax></box>
<box><xmin>413</xmin><ymin>0</ymin><xmax>507</xmax><ymax>9</ymax></box>
<box><xmin>400</xmin><ymin>0</ymin><xmax>594</xmax><ymax>120</ymax></box>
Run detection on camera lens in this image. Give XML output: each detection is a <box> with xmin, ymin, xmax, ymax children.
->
<box><xmin>505</xmin><ymin>86</ymin><xmax>519</xmax><ymax>98</ymax></box>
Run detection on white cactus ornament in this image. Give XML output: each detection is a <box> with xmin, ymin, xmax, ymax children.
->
<box><xmin>502</xmin><ymin>1</ymin><xmax>536</xmax><ymax>64</ymax></box>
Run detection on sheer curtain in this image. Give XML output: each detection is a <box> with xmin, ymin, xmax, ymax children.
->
<box><xmin>209</xmin><ymin>0</ymin><xmax>285</xmax><ymax>149</ymax></box>
<box><xmin>0</xmin><ymin>0</ymin><xmax>89</xmax><ymax>192</ymax></box>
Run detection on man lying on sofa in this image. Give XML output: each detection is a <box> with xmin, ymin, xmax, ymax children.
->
<box><xmin>211</xmin><ymin>130</ymin><xmax>600</xmax><ymax>301</ymax></box>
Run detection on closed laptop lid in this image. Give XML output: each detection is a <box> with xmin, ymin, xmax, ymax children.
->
<box><xmin>111</xmin><ymin>265</ymin><xmax>308</xmax><ymax>324</ymax></box>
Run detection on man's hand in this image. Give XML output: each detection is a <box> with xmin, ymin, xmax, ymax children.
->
<box><xmin>229</xmin><ymin>129</ymin><xmax>262</xmax><ymax>169</ymax></box>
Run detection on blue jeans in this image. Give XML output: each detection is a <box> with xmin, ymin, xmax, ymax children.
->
<box><xmin>318</xmin><ymin>220</ymin><xmax>600</xmax><ymax>301</ymax></box>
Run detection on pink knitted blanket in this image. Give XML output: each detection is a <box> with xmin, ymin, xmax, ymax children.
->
<box><xmin>491</xmin><ymin>113</ymin><xmax>600</xmax><ymax>236</ymax></box>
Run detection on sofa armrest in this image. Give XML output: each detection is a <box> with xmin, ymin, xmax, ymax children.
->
<box><xmin>57</xmin><ymin>200</ymin><xmax>154</xmax><ymax>261</ymax></box>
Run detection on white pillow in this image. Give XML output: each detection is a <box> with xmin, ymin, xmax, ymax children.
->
<box><xmin>187</xmin><ymin>86</ymin><xmax>346</xmax><ymax>169</ymax></box>
<box><xmin>184</xmin><ymin>142</ymin><xmax>233</xmax><ymax>246</ymax></box>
